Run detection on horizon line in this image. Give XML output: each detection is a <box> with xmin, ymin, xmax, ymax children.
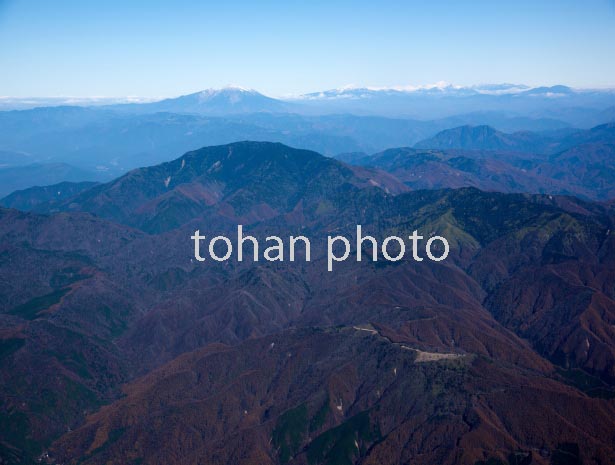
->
<box><xmin>2</xmin><ymin>82</ymin><xmax>615</xmax><ymax>101</ymax></box>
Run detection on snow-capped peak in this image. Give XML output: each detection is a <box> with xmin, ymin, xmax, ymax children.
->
<box><xmin>198</xmin><ymin>86</ymin><xmax>258</xmax><ymax>98</ymax></box>
<box><xmin>293</xmin><ymin>82</ymin><xmax>544</xmax><ymax>100</ymax></box>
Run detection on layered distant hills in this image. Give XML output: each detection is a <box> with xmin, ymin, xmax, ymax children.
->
<box><xmin>0</xmin><ymin>104</ymin><xmax>577</xmax><ymax>183</ymax></box>
<box><xmin>413</xmin><ymin>122</ymin><xmax>615</xmax><ymax>152</ymax></box>
<box><xmin>3</xmin><ymin>84</ymin><xmax>615</xmax><ymax>125</ymax></box>
<box><xmin>334</xmin><ymin>123</ymin><xmax>615</xmax><ymax>200</ymax></box>
<box><xmin>2</xmin><ymin>142</ymin><xmax>615</xmax><ymax>464</ymax></box>
<box><xmin>0</xmin><ymin>84</ymin><xmax>613</xmax><ymax>192</ymax></box>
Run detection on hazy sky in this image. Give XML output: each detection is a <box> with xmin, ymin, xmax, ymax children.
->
<box><xmin>1</xmin><ymin>0</ymin><xmax>614</xmax><ymax>97</ymax></box>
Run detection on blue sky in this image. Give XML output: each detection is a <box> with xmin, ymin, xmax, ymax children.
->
<box><xmin>0</xmin><ymin>0</ymin><xmax>614</xmax><ymax>97</ymax></box>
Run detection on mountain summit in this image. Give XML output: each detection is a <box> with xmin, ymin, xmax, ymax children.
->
<box><xmin>414</xmin><ymin>125</ymin><xmax>549</xmax><ymax>152</ymax></box>
<box><xmin>51</xmin><ymin>141</ymin><xmax>406</xmax><ymax>232</ymax></box>
<box><xmin>109</xmin><ymin>87</ymin><xmax>295</xmax><ymax>115</ymax></box>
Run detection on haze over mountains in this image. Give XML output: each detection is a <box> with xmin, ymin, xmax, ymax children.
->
<box><xmin>331</xmin><ymin>123</ymin><xmax>615</xmax><ymax>200</ymax></box>
<box><xmin>5</xmin><ymin>119</ymin><xmax>614</xmax><ymax>202</ymax></box>
<box><xmin>3</xmin><ymin>84</ymin><xmax>615</xmax><ymax>125</ymax></box>
<box><xmin>0</xmin><ymin>83</ymin><xmax>614</xmax><ymax>197</ymax></box>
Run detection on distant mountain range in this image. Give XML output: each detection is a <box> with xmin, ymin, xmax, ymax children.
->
<box><xmin>414</xmin><ymin>125</ymin><xmax>550</xmax><ymax>152</ymax></box>
<box><xmin>293</xmin><ymin>85</ymin><xmax>615</xmax><ymax>123</ymax></box>
<box><xmin>414</xmin><ymin>122</ymin><xmax>615</xmax><ymax>153</ymax></box>
<box><xmin>0</xmin><ymin>106</ymin><xmax>578</xmax><ymax>178</ymax></box>
<box><xmin>104</xmin><ymin>87</ymin><xmax>297</xmax><ymax>115</ymax></box>
<box><xmin>0</xmin><ymin>84</ymin><xmax>613</xmax><ymax>197</ymax></box>
<box><xmin>1</xmin><ymin>104</ymin><xmax>615</xmax><ymax>202</ymax></box>
<box><xmin>333</xmin><ymin>123</ymin><xmax>615</xmax><ymax>200</ymax></box>
<box><xmin>2</xmin><ymin>84</ymin><xmax>615</xmax><ymax>126</ymax></box>
<box><xmin>5</xmin><ymin>122</ymin><xmax>615</xmax><ymax>210</ymax></box>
